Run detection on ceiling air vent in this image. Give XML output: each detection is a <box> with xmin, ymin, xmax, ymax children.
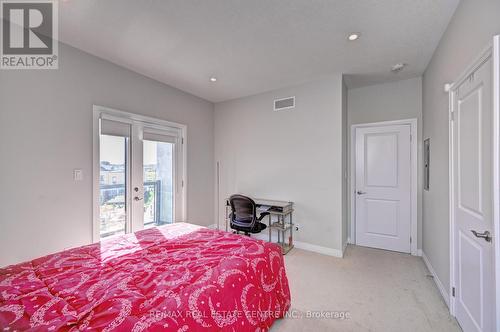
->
<box><xmin>274</xmin><ymin>96</ymin><xmax>295</xmax><ymax>111</ymax></box>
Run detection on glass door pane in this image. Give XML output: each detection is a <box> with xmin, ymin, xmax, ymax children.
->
<box><xmin>99</xmin><ymin>135</ymin><xmax>128</xmax><ymax>237</ymax></box>
<box><xmin>143</xmin><ymin>140</ymin><xmax>174</xmax><ymax>228</ymax></box>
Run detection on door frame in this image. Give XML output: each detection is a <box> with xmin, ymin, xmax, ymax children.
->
<box><xmin>350</xmin><ymin>118</ymin><xmax>418</xmax><ymax>256</ymax></box>
<box><xmin>448</xmin><ymin>36</ymin><xmax>500</xmax><ymax>325</ymax></box>
<box><xmin>92</xmin><ymin>105</ymin><xmax>187</xmax><ymax>242</ymax></box>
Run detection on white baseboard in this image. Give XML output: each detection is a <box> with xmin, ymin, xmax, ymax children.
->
<box><xmin>422</xmin><ymin>251</ymin><xmax>450</xmax><ymax>308</ymax></box>
<box><xmin>416</xmin><ymin>249</ymin><xmax>423</xmax><ymax>257</ymax></box>
<box><xmin>208</xmin><ymin>225</ymin><xmax>344</xmax><ymax>258</ymax></box>
<box><xmin>342</xmin><ymin>241</ymin><xmax>348</xmax><ymax>257</ymax></box>
<box><xmin>294</xmin><ymin>241</ymin><xmax>344</xmax><ymax>258</ymax></box>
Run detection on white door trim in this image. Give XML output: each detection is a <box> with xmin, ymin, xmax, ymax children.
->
<box><xmin>350</xmin><ymin>118</ymin><xmax>418</xmax><ymax>256</ymax></box>
<box><xmin>92</xmin><ymin>105</ymin><xmax>188</xmax><ymax>243</ymax></box>
<box><xmin>493</xmin><ymin>34</ymin><xmax>500</xmax><ymax>330</ymax></box>
<box><xmin>448</xmin><ymin>37</ymin><xmax>500</xmax><ymax>326</ymax></box>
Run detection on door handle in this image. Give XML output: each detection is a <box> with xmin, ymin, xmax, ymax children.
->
<box><xmin>357</xmin><ymin>191</ymin><xmax>367</xmax><ymax>195</ymax></box>
<box><xmin>471</xmin><ymin>230</ymin><xmax>492</xmax><ymax>242</ymax></box>
<box><xmin>134</xmin><ymin>196</ymin><xmax>143</xmax><ymax>201</ymax></box>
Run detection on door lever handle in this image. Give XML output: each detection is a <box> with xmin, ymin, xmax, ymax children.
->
<box><xmin>357</xmin><ymin>191</ymin><xmax>367</xmax><ymax>195</ymax></box>
<box><xmin>134</xmin><ymin>197</ymin><xmax>143</xmax><ymax>201</ymax></box>
<box><xmin>471</xmin><ymin>230</ymin><xmax>492</xmax><ymax>242</ymax></box>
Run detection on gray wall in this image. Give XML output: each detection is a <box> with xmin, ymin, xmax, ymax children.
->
<box><xmin>214</xmin><ymin>75</ymin><xmax>346</xmax><ymax>253</ymax></box>
<box><xmin>348</xmin><ymin>77</ymin><xmax>423</xmax><ymax>126</ymax></box>
<box><xmin>347</xmin><ymin>77</ymin><xmax>423</xmax><ymax>249</ymax></box>
<box><xmin>422</xmin><ymin>0</ymin><xmax>500</xmax><ymax>292</ymax></box>
<box><xmin>0</xmin><ymin>43</ymin><xmax>214</xmax><ymax>267</ymax></box>
<box><xmin>341</xmin><ymin>78</ymin><xmax>348</xmax><ymax>248</ymax></box>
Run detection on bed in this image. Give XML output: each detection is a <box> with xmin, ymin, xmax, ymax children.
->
<box><xmin>0</xmin><ymin>223</ymin><xmax>291</xmax><ymax>331</ymax></box>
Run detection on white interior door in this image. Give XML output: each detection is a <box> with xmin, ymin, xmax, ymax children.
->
<box><xmin>355</xmin><ymin>124</ymin><xmax>411</xmax><ymax>253</ymax></box>
<box><xmin>452</xmin><ymin>55</ymin><xmax>494</xmax><ymax>332</ymax></box>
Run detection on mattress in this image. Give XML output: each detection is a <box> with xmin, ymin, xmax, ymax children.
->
<box><xmin>0</xmin><ymin>223</ymin><xmax>291</xmax><ymax>331</ymax></box>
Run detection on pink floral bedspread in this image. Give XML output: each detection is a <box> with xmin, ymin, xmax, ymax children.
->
<box><xmin>0</xmin><ymin>223</ymin><xmax>291</xmax><ymax>331</ymax></box>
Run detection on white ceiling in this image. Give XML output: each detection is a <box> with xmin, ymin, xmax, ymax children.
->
<box><xmin>59</xmin><ymin>0</ymin><xmax>459</xmax><ymax>102</ymax></box>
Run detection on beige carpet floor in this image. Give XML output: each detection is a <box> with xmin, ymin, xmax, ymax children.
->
<box><xmin>271</xmin><ymin>245</ymin><xmax>461</xmax><ymax>332</ymax></box>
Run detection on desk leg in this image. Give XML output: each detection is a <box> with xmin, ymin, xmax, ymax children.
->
<box><xmin>225</xmin><ymin>204</ymin><xmax>228</xmax><ymax>232</ymax></box>
<box><xmin>277</xmin><ymin>215</ymin><xmax>281</xmax><ymax>244</ymax></box>
<box><xmin>268</xmin><ymin>214</ymin><xmax>272</xmax><ymax>242</ymax></box>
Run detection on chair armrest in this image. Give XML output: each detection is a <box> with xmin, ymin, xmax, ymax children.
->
<box><xmin>257</xmin><ymin>211</ymin><xmax>270</xmax><ymax>221</ymax></box>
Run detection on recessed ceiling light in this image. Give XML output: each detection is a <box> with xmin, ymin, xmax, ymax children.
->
<box><xmin>347</xmin><ymin>33</ymin><xmax>360</xmax><ymax>41</ymax></box>
<box><xmin>209</xmin><ymin>77</ymin><xmax>217</xmax><ymax>82</ymax></box>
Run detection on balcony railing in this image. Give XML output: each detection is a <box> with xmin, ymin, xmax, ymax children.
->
<box><xmin>100</xmin><ymin>180</ymin><xmax>171</xmax><ymax>237</ymax></box>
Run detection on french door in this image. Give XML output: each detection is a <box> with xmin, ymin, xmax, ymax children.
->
<box><xmin>93</xmin><ymin>107</ymin><xmax>186</xmax><ymax>241</ymax></box>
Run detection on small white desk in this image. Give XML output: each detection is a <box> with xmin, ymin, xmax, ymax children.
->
<box><xmin>225</xmin><ymin>198</ymin><xmax>294</xmax><ymax>254</ymax></box>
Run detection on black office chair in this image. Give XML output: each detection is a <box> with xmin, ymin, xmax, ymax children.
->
<box><xmin>229</xmin><ymin>194</ymin><xmax>269</xmax><ymax>236</ymax></box>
